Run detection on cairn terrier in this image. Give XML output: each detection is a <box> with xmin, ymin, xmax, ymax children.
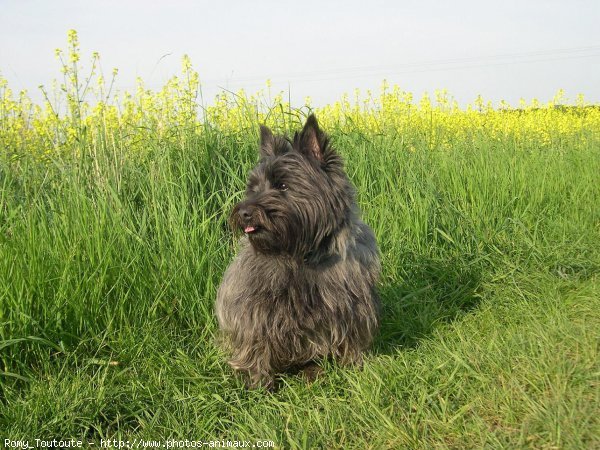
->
<box><xmin>216</xmin><ymin>115</ymin><xmax>380</xmax><ymax>389</ymax></box>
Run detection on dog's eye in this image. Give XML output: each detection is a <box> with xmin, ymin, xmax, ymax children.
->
<box><xmin>273</xmin><ymin>182</ymin><xmax>288</xmax><ymax>191</ymax></box>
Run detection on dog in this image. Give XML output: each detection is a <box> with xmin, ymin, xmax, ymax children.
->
<box><xmin>216</xmin><ymin>115</ymin><xmax>380</xmax><ymax>389</ymax></box>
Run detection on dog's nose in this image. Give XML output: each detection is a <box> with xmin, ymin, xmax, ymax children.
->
<box><xmin>238</xmin><ymin>206</ymin><xmax>252</xmax><ymax>221</ymax></box>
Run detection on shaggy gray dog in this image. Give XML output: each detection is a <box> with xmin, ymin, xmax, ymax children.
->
<box><xmin>216</xmin><ymin>115</ymin><xmax>380</xmax><ymax>389</ymax></box>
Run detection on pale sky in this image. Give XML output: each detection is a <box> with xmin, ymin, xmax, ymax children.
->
<box><xmin>1</xmin><ymin>0</ymin><xmax>599</xmax><ymax>107</ymax></box>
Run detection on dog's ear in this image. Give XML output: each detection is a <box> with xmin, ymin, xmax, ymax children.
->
<box><xmin>260</xmin><ymin>125</ymin><xmax>275</xmax><ymax>157</ymax></box>
<box><xmin>297</xmin><ymin>114</ymin><xmax>327</xmax><ymax>162</ymax></box>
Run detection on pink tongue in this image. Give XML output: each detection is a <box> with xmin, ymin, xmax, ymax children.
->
<box><xmin>244</xmin><ymin>226</ymin><xmax>256</xmax><ymax>233</ymax></box>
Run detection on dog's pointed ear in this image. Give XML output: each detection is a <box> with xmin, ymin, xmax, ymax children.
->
<box><xmin>260</xmin><ymin>125</ymin><xmax>275</xmax><ymax>157</ymax></box>
<box><xmin>298</xmin><ymin>114</ymin><xmax>327</xmax><ymax>162</ymax></box>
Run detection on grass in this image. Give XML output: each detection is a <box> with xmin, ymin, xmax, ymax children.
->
<box><xmin>1</xmin><ymin>119</ymin><xmax>599</xmax><ymax>448</ymax></box>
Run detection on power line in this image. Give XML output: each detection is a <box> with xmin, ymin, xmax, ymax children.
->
<box><xmin>202</xmin><ymin>45</ymin><xmax>600</xmax><ymax>87</ymax></box>
<box><xmin>267</xmin><ymin>53</ymin><xmax>600</xmax><ymax>86</ymax></box>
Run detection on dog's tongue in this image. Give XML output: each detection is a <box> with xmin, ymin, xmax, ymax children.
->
<box><xmin>244</xmin><ymin>226</ymin><xmax>256</xmax><ymax>233</ymax></box>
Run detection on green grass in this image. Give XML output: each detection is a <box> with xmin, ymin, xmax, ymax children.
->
<box><xmin>1</xmin><ymin>124</ymin><xmax>599</xmax><ymax>449</ymax></box>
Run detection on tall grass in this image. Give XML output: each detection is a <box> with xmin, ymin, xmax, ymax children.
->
<box><xmin>0</xmin><ymin>32</ymin><xmax>599</xmax><ymax>448</ymax></box>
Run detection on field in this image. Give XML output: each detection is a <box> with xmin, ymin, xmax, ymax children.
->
<box><xmin>1</xmin><ymin>32</ymin><xmax>599</xmax><ymax>448</ymax></box>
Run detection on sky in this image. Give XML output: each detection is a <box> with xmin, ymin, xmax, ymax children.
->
<box><xmin>1</xmin><ymin>0</ymin><xmax>599</xmax><ymax>108</ymax></box>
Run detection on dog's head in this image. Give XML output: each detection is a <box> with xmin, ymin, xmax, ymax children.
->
<box><xmin>230</xmin><ymin>115</ymin><xmax>355</xmax><ymax>256</ymax></box>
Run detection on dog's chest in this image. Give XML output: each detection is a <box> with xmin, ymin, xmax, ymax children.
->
<box><xmin>248</xmin><ymin>254</ymin><xmax>348</xmax><ymax>305</ymax></box>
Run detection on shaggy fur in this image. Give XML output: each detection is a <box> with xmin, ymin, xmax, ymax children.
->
<box><xmin>216</xmin><ymin>115</ymin><xmax>380</xmax><ymax>389</ymax></box>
